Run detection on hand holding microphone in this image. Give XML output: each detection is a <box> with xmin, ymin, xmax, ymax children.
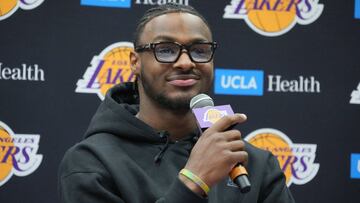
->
<box><xmin>179</xmin><ymin>94</ymin><xmax>251</xmax><ymax>196</ymax></box>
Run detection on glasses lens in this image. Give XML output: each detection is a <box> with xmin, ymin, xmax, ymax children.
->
<box><xmin>154</xmin><ymin>43</ymin><xmax>180</xmax><ymax>62</ymax></box>
<box><xmin>189</xmin><ymin>43</ymin><xmax>213</xmax><ymax>62</ymax></box>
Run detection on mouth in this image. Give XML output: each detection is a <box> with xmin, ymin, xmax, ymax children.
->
<box><xmin>166</xmin><ymin>74</ymin><xmax>200</xmax><ymax>87</ymax></box>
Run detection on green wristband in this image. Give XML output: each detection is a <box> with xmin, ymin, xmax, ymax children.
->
<box><xmin>179</xmin><ymin>168</ymin><xmax>210</xmax><ymax>196</ymax></box>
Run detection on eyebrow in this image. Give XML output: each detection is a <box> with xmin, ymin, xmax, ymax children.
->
<box><xmin>151</xmin><ymin>35</ymin><xmax>211</xmax><ymax>44</ymax></box>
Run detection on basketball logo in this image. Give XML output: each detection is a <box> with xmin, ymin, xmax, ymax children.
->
<box><xmin>76</xmin><ymin>42</ymin><xmax>135</xmax><ymax>100</ymax></box>
<box><xmin>0</xmin><ymin>1</ymin><xmax>17</xmax><ymax>18</ymax></box>
<box><xmin>247</xmin><ymin>0</ymin><xmax>296</xmax><ymax>33</ymax></box>
<box><xmin>0</xmin><ymin>0</ymin><xmax>44</xmax><ymax>21</ymax></box>
<box><xmin>245</xmin><ymin>128</ymin><xmax>319</xmax><ymax>186</ymax></box>
<box><xmin>0</xmin><ymin>121</ymin><xmax>43</xmax><ymax>187</ymax></box>
<box><xmin>246</xmin><ymin>130</ymin><xmax>294</xmax><ymax>184</ymax></box>
<box><xmin>223</xmin><ymin>0</ymin><xmax>324</xmax><ymax>36</ymax></box>
<box><xmin>96</xmin><ymin>46</ymin><xmax>134</xmax><ymax>97</ymax></box>
<box><xmin>0</xmin><ymin>127</ymin><xmax>15</xmax><ymax>184</ymax></box>
<box><xmin>203</xmin><ymin>109</ymin><xmax>227</xmax><ymax>124</ymax></box>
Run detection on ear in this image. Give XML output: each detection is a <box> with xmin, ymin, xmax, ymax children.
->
<box><xmin>130</xmin><ymin>50</ymin><xmax>141</xmax><ymax>75</ymax></box>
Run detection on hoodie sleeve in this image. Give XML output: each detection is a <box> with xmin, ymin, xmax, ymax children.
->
<box><xmin>259</xmin><ymin>153</ymin><xmax>296</xmax><ymax>203</ymax></box>
<box><xmin>60</xmin><ymin>171</ymin><xmax>207</xmax><ymax>203</ymax></box>
<box><xmin>156</xmin><ymin>177</ymin><xmax>208</xmax><ymax>203</ymax></box>
<box><xmin>59</xmin><ymin>143</ymin><xmax>207</xmax><ymax>203</ymax></box>
<box><xmin>59</xmin><ymin>144</ymin><xmax>126</xmax><ymax>203</ymax></box>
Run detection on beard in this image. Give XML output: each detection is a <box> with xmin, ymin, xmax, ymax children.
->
<box><xmin>139</xmin><ymin>67</ymin><xmax>192</xmax><ymax>112</ymax></box>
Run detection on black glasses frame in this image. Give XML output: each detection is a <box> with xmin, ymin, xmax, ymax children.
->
<box><xmin>135</xmin><ymin>41</ymin><xmax>217</xmax><ymax>63</ymax></box>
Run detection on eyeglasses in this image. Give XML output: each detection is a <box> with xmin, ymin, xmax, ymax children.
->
<box><xmin>135</xmin><ymin>41</ymin><xmax>217</xmax><ymax>63</ymax></box>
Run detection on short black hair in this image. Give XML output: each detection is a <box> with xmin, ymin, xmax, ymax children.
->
<box><xmin>133</xmin><ymin>3</ymin><xmax>211</xmax><ymax>46</ymax></box>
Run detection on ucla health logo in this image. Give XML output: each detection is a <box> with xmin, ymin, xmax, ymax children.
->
<box><xmin>215</xmin><ymin>68</ymin><xmax>264</xmax><ymax>96</ymax></box>
<box><xmin>0</xmin><ymin>0</ymin><xmax>44</xmax><ymax>21</ymax></box>
<box><xmin>0</xmin><ymin>121</ymin><xmax>43</xmax><ymax>187</ymax></box>
<box><xmin>81</xmin><ymin>0</ymin><xmax>190</xmax><ymax>8</ymax></box>
<box><xmin>223</xmin><ymin>0</ymin><xmax>324</xmax><ymax>37</ymax></box>
<box><xmin>245</xmin><ymin>128</ymin><xmax>319</xmax><ymax>186</ymax></box>
<box><xmin>351</xmin><ymin>153</ymin><xmax>360</xmax><ymax>179</ymax></box>
<box><xmin>350</xmin><ymin>82</ymin><xmax>360</xmax><ymax>104</ymax></box>
<box><xmin>0</xmin><ymin>62</ymin><xmax>45</xmax><ymax>81</ymax></box>
<box><xmin>76</xmin><ymin>42</ymin><xmax>135</xmax><ymax>100</ymax></box>
<box><xmin>81</xmin><ymin>0</ymin><xmax>131</xmax><ymax>8</ymax></box>
<box><xmin>356</xmin><ymin>0</ymin><xmax>360</xmax><ymax>19</ymax></box>
<box><xmin>134</xmin><ymin>0</ymin><xmax>189</xmax><ymax>6</ymax></box>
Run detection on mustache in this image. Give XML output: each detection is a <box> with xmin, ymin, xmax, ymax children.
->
<box><xmin>166</xmin><ymin>72</ymin><xmax>201</xmax><ymax>81</ymax></box>
<box><xmin>166</xmin><ymin>69</ymin><xmax>201</xmax><ymax>80</ymax></box>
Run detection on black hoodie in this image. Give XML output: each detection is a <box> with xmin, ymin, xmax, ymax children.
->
<box><xmin>59</xmin><ymin>83</ymin><xmax>295</xmax><ymax>203</ymax></box>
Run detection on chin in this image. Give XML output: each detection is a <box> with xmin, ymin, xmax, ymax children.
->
<box><xmin>169</xmin><ymin>90</ymin><xmax>200</xmax><ymax>101</ymax></box>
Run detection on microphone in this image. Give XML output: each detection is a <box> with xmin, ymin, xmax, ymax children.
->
<box><xmin>190</xmin><ymin>94</ymin><xmax>251</xmax><ymax>193</ymax></box>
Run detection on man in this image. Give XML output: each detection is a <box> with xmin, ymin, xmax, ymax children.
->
<box><xmin>59</xmin><ymin>3</ymin><xmax>295</xmax><ymax>203</ymax></box>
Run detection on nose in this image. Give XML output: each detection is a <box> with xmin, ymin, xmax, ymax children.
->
<box><xmin>173</xmin><ymin>50</ymin><xmax>196</xmax><ymax>70</ymax></box>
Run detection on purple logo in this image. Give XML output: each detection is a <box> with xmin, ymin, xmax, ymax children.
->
<box><xmin>223</xmin><ymin>0</ymin><xmax>324</xmax><ymax>37</ymax></box>
<box><xmin>76</xmin><ymin>42</ymin><xmax>135</xmax><ymax>100</ymax></box>
<box><xmin>0</xmin><ymin>121</ymin><xmax>43</xmax><ymax>187</ymax></box>
<box><xmin>245</xmin><ymin>128</ymin><xmax>319</xmax><ymax>186</ymax></box>
<box><xmin>192</xmin><ymin>105</ymin><xmax>234</xmax><ymax>129</ymax></box>
<box><xmin>0</xmin><ymin>0</ymin><xmax>44</xmax><ymax>21</ymax></box>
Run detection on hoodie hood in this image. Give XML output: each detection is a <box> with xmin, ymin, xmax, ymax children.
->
<box><xmin>84</xmin><ymin>82</ymin><xmax>165</xmax><ymax>144</ymax></box>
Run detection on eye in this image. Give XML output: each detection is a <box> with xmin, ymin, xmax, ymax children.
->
<box><xmin>192</xmin><ymin>47</ymin><xmax>206</xmax><ymax>54</ymax></box>
<box><xmin>158</xmin><ymin>47</ymin><xmax>174</xmax><ymax>54</ymax></box>
<box><xmin>155</xmin><ymin>43</ymin><xmax>177</xmax><ymax>55</ymax></box>
<box><xmin>191</xmin><ymin>44</ymin><xmax>211</xmax><ymax>56</ymax></box>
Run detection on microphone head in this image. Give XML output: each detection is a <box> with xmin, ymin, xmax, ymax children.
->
<box><xmin>190</xmin><ymin>94</ymin><xmax>214</xmax><ymax>109</ymax></box>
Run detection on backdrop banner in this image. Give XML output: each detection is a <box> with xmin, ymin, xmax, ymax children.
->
<box><xmin>0</xmin><ymin>0</ymin><xmax>359</xmax><ymax>202</ymax></box>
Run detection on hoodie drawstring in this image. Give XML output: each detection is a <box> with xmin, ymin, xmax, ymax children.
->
<box><xmin>154</xmin><ymin>131</ymin><xmax>170</xmax><ymax>164</ymax></box>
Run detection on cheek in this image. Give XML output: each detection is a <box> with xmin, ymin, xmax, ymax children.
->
<box><xmin>198</xmin><ymin>66</ymin><xmax>213</xmax><ymax>91</ymax></box>
<box><xmin>201</xmin><ymin>65</ymin><xmax>214</xmax><ymax>80</ymax></box>
<box><xmin>206</xmin><ymin>65</ymin><xmax>214</xmax><ymax>83</ymax></box>
<box><xmin>139</xmin><ymin>57</ymin><xmax>157</xmax><ymax>78</ymax></box>
<box><xmin>140</xmin><ymin>61</ymin><xmax>169</xmax><ymax>84</ymax></box>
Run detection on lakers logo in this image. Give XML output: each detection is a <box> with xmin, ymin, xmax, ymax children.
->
<box><xmin>245</xmin><ymin>128</ymin><xmax>319</xmax><ymax>186</ymax></box>
<box><xmin>223</xmin><ymin>0</ymin><xmax>324</xmax><ymax>36</ymax></box>
<box><xmin>203</xmin><ymin>109</ymin><xmax>227</xmax><ymax>124</ymax></box>
<box><xmin>76</xmin><ymin>42</ymin><xmax>135</xmax><ymax>100</ymax></box>
<box><xmin>0</xmin><ymin>121</ymin><xmax>43</xmax><ymax>187</ymax></box>
<box><xmin>0</xmin><ymin>0</ymin><xmax>44</xmax><ymax>21</ymax></box>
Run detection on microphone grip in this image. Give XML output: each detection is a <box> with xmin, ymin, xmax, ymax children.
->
<box><xmin>229</xmin><ymin>163</ymin><xmax>251</xmax><ymax>193</ymax></box>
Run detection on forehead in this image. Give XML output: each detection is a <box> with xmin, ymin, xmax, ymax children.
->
<box><xmin>139</xmin><ymin>12</ymin><xmax>212</xmax><ymax>44</ymax></box>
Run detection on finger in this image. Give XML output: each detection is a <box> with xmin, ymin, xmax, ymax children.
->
<box><xmin>223</xmin><ymin>130</ymin><xmax>241</xmax><ymax>141</ymax></box>
<box><xmin>225</xmin><ymin>140</ymin><xmax>245</xmax><ymax>152</ymax></box>
<box><xmin>230</xmin><ymin>151</ymin><xmax>248</xmax><ymax>166</ymax></box>
<box><xmin>209</xmin><ymin>113</ymin><xmax>247</xmax><ymax>133</ymax></box>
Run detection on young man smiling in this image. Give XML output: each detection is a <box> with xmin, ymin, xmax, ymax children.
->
<box><xmin>59</xmin><ymin>3</ymin><xmax>295</xmax><ymax>203</ymax></box>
